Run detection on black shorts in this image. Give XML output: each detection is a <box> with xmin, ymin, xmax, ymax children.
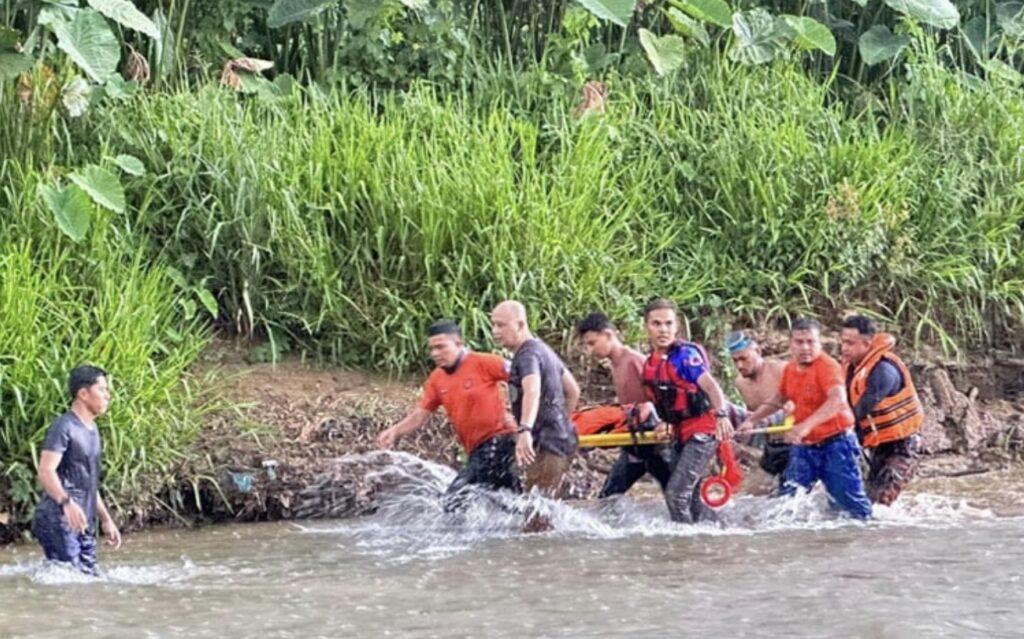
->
<box><xmin>760</xmin><ymin>440</ymin><xmax>792</xmax><ymax>477</ymax></box>
<box><xmin>598</xmin><ymin>446</ymin><xmax>673</xmax><ymax>498</ymax></box>
<box><xmin>443</xmin><ymin>434</ymin><xmax>521</xmax><ymax>512</ymax></box>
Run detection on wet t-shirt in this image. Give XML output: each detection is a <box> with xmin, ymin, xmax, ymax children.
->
<box><xmin>419</xmin><ymin>351</ymin><xmax>515</xmax><ymax>454</ymax></box>
<box><xmin>40</xmin><ymin>412</ymin><xmax>102</xmax><ymax>527</ymax></box>
<box><xmin>781</xmin><ymin>353</ymin><xmax>853</xmax><ymax>445</ymax></box>
<box><xmin>509</xmin><ymin>339</ymin><xmax>577</xmax><ymax>457</ymax></box>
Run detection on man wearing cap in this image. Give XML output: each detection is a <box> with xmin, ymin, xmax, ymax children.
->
<box><xmin>377</xmin><ymin>319</ymin><xmax>521</xmax><ymax>511</ymax></box>
<box><xmin>728</xmin><ymin>331</ymin><xmax>791</xmax><ymax>482</ymax></box>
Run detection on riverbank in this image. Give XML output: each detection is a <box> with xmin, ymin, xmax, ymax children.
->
<box><xmin>2</xmin><ymin>336</ymin><xmax>1021</xmax><ymax>546</ymax></box>
<box><xmin>3</xmin><ymin>52</ymin><xmax>1022</xmax><ymax>543</ymax></box>
<box><xmin>151</xmin><ymin>337</ymin><xmax>1024</xmax><ymax>530</ymax></box>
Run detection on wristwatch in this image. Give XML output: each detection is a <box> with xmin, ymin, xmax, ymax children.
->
<box><xmin>714</xmin><ymin>408</ymin><xmax>730</xmax><ymax>418</ymax></box>
<box><xmin>58</xmin><ymin>495</ymin><xmax>70</xmax><ymax>507</ymax></box>
<box><xmin>517</xmin><ymin>423</ymin><xmax>532</xmax><ymax>434</ymax></box>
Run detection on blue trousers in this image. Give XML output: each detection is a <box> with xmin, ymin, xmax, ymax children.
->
<box><xmin>32</xmin><ymin>504</ymin><xmax>99</xmax><ymax>575</ymax></box>
<box><xmin>780</xmin><ymin>431</ymin><xmax>872</xmax><ymax>519</ymax></box>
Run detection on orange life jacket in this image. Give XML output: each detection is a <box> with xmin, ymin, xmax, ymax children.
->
<box><xmin>571</xmin><ymin>403</ymin><xmax>654</xmax><ymax>436</ymax></box>
<box><xmin>845</xmin><ymin>333</ymin><xmax>924</xmax><ymax>448</ymax></box>
<box><xmin>572</xmin><ymin>405</ymin><xmax>631</xmax><ymax>436</ymax></box>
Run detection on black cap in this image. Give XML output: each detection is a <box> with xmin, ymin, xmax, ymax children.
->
<box><xmin>427</xmin><ymin>319</ymin><xmax>461</xmax><ymax>338</ymax></box>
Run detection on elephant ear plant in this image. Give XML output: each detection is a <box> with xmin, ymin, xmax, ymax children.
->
<box><xmin>0</xmin><ymin>0</ymin><xmax>159</xmax><ymax>117</ymax></box>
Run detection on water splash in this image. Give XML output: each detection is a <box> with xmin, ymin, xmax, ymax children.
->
<box><xmin>0</xmin><ymin>555</ymin><xmax>202</xmax><ymax>587</ymax></box>
<box><xmin>298</xmin><ymin>451</ymin><xmax>1004</xmax><ymax>561</ymax></box>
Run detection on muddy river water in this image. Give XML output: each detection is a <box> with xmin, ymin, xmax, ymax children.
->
<box><xmin>2</xmin><ymin>453</ymin><xmax>1023</xmax><ymax>638</ymax></box>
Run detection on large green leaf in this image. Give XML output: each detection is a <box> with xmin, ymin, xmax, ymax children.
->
<box><xmin>669</xmin><ymin>0</ymin><xmax>732</xmax><ymax>28</ymax></box>
<box><xmin>0</xmin><ymin>52</ymin><xmax>33</xmax><ymax>80</ymax></box>
<box><xmin>343</xmin><ymin>0</ymin><xmax>381</xmax><ymax>28</ymax></box>
<box><xmin>997</xmin><ymin>2</ymin><xmax>1024</xmax><ymax>39</ymax></box>
<box><xmin>575</xmin><ymin>0</ymin><xmax>637</xmax><ymax>27</ymax></box>
<box><xmin>115</xmin><ymin>154</ymin><xmax>146</xmax><ymax>176</ymax></box>
<box><xmin>780</xmin><ymin>15</ymin><xmax>836</xmax><ymax>56</ymax></box>
<box><xmin>267</xmin><ymin>0</ymin><xmax>337</xmax><ymax>28</ymax></box>
<box><xmin>51</xmin><ymin>9</ymin><xmax>120</xmax><ymax>82</ymax></box>
<box><xmin>69</xmin><ymin>165</ymin><xmax>125</xmax><ymax>213</ymax></box>
<box><xmin>859</xmin><ymin>25</ymin><xmax>911</xmax><ymax>65</ymax></box>
<box><xmin>0</xmin><ymin>25</ymin><xmax>21</xmax><ymax>49</ymax></box>
<box><xmin>883</xmin><ymin>0</ymin><xmax>959</xmax><ymax>29</ymax></box>
<box><xmin>86</xmin><ymin>0</ymin><xmax>159</xmax><ymax>38</ymax></box>
<box><xmin>39</xmin><ymin>4</ymin><xmax>79</xmax><ymax>28</ymax></box>
<box><xmin>40</xmin><ymin>184</ymin><xmax>92</xmax><ymax>243</ymax></box>
<box><xmin>729</xmin><ymin>9</ymin><xmax>783</xmax><ymax>64</ymax></box>
<box><xmin>664</xmin><ymin>7</ymin><xmax>710</xmax><ymax>46</ymax></box>
<box><xmin>638</xmin><ymin>28</ymin><xmax>687</xmax><ymax>75</ymax></box>
<box><xmin>962</xmin><ymin>15</ymin><xmax>999</xmax><ymax>58</ymax></box>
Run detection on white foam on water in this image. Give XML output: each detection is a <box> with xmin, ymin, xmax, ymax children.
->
<box><xmin>0</xmin><ymin>555</ymin><xmax>203</xmax><ymax>587</ymax></box>
<box><xmin>297</xmin><ymin>451</ymin><xmax>1007</xmax><ymax>561</ymax></box>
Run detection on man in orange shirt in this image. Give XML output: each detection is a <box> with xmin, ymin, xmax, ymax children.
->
<box><xmin>377</xmin><ymin>320</ymin><xmax>519</xmax><ymax>511</ymax></box>
<box><xmin>742</xmin><ymin>318</ymin><xmax>872</xmax><ymax>519</ymax></box>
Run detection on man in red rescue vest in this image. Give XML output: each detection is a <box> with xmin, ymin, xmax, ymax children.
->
<box><xmin>840</xmin><ymin>315</ymin><xmax>924</xmax><ymax>505</ymax></box>
<box><xmin>742</xmin><ymin>318</ymin><xmax>872</xmax><ymax>519</ymax></box>
<box><xmin>641</xmin><ymin>298</ymin><xmax>734</xmax><ymax>523</ymax></box>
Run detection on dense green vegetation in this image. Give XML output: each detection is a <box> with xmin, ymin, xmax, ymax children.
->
<box><xmin>1</xmin><ymin>0</ymin><xmax>1022</xmax><ymax>531</ymax></box>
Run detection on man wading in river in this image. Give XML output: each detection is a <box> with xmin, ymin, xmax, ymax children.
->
<box><xmin>491</xmin><ymin>300</ymin><xmax>580</xmax><ymax>532</ymax></box>
<box><xmin>32</xmin><ymin>365</ymin><xmax>122</xmax><ymax>575</ymax></box>
<box><xmin>574</xmin><ymin>312</ymin><xmax>671</xmax><ymax>497</ymax></box>
<box><xmin>377</xmin><ymin>320</ymin><xmax>521</xmax><ymax>511</ymax></box>
<box><xmin>840</xmin><ymin>315</ymin><xmax>924</xmax><ymax>505</ymax></box>
<box><xmin>641</xmin><ymin>299</ymin><xmax>734</xmax><ymax>523</ymax></box>
<box><xmin>742</xmin><ymin>319</ymin><xmax>872</xmax><ymax>519</ymax></box>
<box><xmin>729</xmin><ymin>331</ymin><xmax>792</xmax><ymax>488</ymax></box>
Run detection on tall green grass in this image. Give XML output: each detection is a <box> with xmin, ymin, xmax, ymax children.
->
<box><xmin>0</xmin><ymin>96</ymin><xmax>212</xmax><ymax>527</ymax></box>
<box><xmin>62</xmin><ymin>50</ymin><xmax>1019</xmax><ymax>365</ymax></box>
<box><xmin>1</xmin><ymin>38</ymin><xmax>1021</xmax><ymax>530</ymax></box>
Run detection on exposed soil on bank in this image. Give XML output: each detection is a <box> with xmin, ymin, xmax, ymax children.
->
<box><xmin>160</xmin><ymin>337</ymin><xmax>1024</xmax><ymax>528</ymax></box>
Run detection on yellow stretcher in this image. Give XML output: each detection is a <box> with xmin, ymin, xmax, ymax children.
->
<box><xmin>577</xmin><ymin>431</ymin><xmax>670</xmax><ymax>448</ymax></box>
<box><xmin>577</xmin><ymin>419</ymin><xmax>794</xmax><ymax>449</ymax></box>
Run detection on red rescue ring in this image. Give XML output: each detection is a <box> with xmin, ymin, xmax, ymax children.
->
<box><xmin>700</xmin><ymin>476</ymin><xmax>733</xmax><ymax>508</ymax></box>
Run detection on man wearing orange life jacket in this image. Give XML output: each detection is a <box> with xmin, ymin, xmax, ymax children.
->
<box><xmin>840</xmin><ymin>315</ymin><xmax>924</xmax><ymax>505</ymax></box>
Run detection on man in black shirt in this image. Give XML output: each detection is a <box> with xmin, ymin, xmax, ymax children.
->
<box><xmin>491</xmin><ymin>301</ymin><xmax>579</xmax><ymax>530</ymax></box>
<box><xmin>32</xmin><ymin>365</ymin><xmax>122</xmax><ymax>574</ymax></box>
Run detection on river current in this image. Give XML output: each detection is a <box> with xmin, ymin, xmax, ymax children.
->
<box><xmin>2</xmin><ymin>452</ymin><xmax>1022</xmax><ymax>638</ymax></box>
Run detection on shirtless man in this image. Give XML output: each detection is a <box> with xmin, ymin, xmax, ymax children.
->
<box><xmin>575</xmin><ymin>312</ymin><xmax>671</xmax><ymax>497</ymax></box>
<box><xmin>727</xmin><ymin>331</ymin><xmax>792</xmax><ymax>480</ymax></box>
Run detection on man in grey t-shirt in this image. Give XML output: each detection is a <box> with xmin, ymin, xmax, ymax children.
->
<box><xmin>491</xmin><ymin>301</ymin><xmax>579</xmax><ymax>525</ymax></box>
<box><xmin>32</xmin><ymin>365</ymin><xmax>121</xmax><ymax>574</ymax></box>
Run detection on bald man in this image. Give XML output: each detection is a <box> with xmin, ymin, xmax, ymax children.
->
<box><xmin>491</xmin><ymin>301</ymin><xmax>579</xmax><ymax>529</ymax></box>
